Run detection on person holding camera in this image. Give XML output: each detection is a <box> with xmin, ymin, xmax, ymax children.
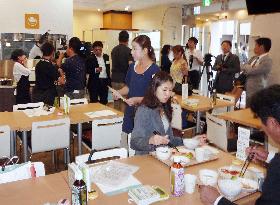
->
<box><xmin>213</xmin><ymin>40</ymin><xmax>240</xmax><ymax>94</ymax></box>
<box><xmin>86</xmin><ymin>41</ymin><xmax>111</xmax><ymax>105</ymax></box>
<box><xmin>185</xmin><ymin>37</ymin><xmax>203</xmax><ymax>89</ymax></box>
<box><xmin>57</xmin><ymin>37</ymin><xmax>86</xmax><ymax>99</ymax></box>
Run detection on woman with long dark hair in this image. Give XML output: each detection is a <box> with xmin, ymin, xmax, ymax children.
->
<box><xmin>130</xmin><ymin>71</ymin><xmax>183</xmax><ymax>155</ymax></box>
<box><xmin>160</xmin><ymin>44</ymin><xmax>172</xmax><ymax>73</ymax></box>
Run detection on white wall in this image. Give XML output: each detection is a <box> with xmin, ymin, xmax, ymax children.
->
<box><xmin>0</xmin><ymin>0</ymin><xmax>73</xmax><ymax>36</ymax></box>
<box><xmin>132</xmin><ymin>5</ymin><xmax>182</xmax><ymax>46</ymax></box>
<box><xmin>250</xmin><ymin>13</ymin><xmax>280</xmax><ymax>85</ymax></box>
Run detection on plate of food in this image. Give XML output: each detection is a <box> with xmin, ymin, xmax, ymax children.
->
<box><xmin>218</xmin><ymin>165</ymin><xmax>257</xmax><ymax>180</ymax></box>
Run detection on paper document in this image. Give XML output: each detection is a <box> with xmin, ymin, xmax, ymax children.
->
<box><xmin>23</xmin><ymin>107</ymin><xmax>55</xmax><ymax>117</ymax></box>
<box><xmin>85</xmin><ymin>110</ymin><xmax>117</xmax><ymax>118</ymax></box>
<box><xmin>108</xmin><ymin>86</ymin><xmax>126</xmax><ymax>101</ymax></box>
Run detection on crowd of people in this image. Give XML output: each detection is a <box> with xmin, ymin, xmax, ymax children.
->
<box><xmin>10</xmin><ymin>31</ymin><xmax>277</xmax><ymax>204</ymax></box>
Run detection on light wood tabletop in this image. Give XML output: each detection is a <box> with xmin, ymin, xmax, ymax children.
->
<box><xmin>176</xmin><ymin>95</ymin><xmax>235</xmax><ymax>112</ymax></box>
<box><xmin>218</xmin><ymin>108</ymin><xmax>262</xmax><ymax>129</ymax></box>
<box><xmin>0</xmin><ymin>151</ymin><xmax>264</xmax><ymax>205</ymax></box>
<box><xmin>0</xmin><ymin>112</ymin><xmax>26</xmax><ymax>130</ymax></box>
<box><xmin>0</xmin><ymin>172</ymin><xmax>70</xmax><ymax>205</ymax></box>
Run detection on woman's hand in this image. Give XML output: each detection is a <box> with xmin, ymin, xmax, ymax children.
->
<box><xmin>124</xmin><ymin>97</ymin><xmax>143</xmax><ymax>106</ymax></box>
<box><xmin>149</xmin><ymin>134</ymin><xmax>170</xmax><ymax>146</ymax></box>
<box><xmin>112</xmin><ymin>90</ymin><xmax>121</xmax><ymax>100</ymax></box>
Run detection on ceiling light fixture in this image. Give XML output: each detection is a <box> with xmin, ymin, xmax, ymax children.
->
<box><xmin>97</xmin><ymin>8</ymin><xmax>101</xmax><ymax>12</ymax></box>
<box><xmin>206</xmin><ymin>19</ymin><xmax>209</xmax><ymax>21</ymax></box>
<box><xmin>125</xmin><ymin>5</ymin><xmax>130</xmax><ymax>11</ymax></box>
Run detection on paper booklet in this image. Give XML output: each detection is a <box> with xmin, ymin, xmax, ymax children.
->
<box><xmin>108</xmin><ymin>86</ymin><xmax>126</xmax><ymax>102</ymax></box>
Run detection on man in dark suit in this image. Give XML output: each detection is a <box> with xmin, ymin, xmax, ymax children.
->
<box><xmin>86</xmin><ymin>41</ymin><xmax>111</xmax><ymax>104</ymax></box>
<box><xmin>213</xmin><ymin>40</ymin><xmax>240</xmax><ymax>93</ymax></box>
<box><xmin>199</xmin><ymin>85</ymin><xmax>280</xmax><ymax>205</ymax></box>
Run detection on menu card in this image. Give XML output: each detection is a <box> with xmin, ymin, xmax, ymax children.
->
<box><xmin>236</xmin><ymin>127</ymin><xmax>250</xmax><ymax>161</ymax></box>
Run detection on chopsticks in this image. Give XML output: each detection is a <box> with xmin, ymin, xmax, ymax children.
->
<box><xmin>239</xmin><ymin>153</ymin><xmax>255</xmax><ymax>177</ymax></box>
<box><xmin>153</xmin><ymin>131</ymin><xmax>179</xmax><ymax>152</ymax></box>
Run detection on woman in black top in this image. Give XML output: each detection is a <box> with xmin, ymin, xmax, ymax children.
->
<box><xmin>33</xmin><ymin>42</ymin><xmax>63</xmax><ymax>105</ymax></box>
<box><xmin>160</xmin><ymin>45</ymin><xmax>172</xmax><ymax>73</ymax></box>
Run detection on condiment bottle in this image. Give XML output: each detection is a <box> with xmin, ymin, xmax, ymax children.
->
<box><xmin>170</xmin><ymin>156</ymin><xmax>185</xmax><ymax>197</ymax></box>
<box><xmin>212</xmin><ymin>89</ymin><xmax>217</xmax><ymax>105</ymax></box>
<box><xmin>72</xmin><ymin>172</ymin><xmax>87</xmax><ymax>205</ymax></box>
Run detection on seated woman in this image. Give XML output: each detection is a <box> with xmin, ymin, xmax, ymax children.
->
<box><xmin>131</xmin><ymin>71</ymin><xmax>207</xmax><ymax>155</ymax></box>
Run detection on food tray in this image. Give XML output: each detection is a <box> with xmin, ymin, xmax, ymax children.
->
<box><xmin>151</xmin><ymin>146</ymin><xmax>219</xmax><ymax>168</ymax></box>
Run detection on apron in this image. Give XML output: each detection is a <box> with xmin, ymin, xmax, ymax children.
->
<box><xmin>16</xmin><ymin>75</ymin><xmax>31</xmax><ymax>104</ymax></box>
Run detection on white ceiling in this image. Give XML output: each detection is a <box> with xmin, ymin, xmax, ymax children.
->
<box><xmin>74</xmin><ymin>0</ymin><xmax>201</xmax><ymax>11</ymax></box>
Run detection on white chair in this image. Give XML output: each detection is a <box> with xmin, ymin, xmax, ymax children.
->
<box><xmin>171</xmin><ymin>103</ymin><xmax>196</xmax><ymax>133</ymax></box>
<box><xmin>0</xmin><ymin>125</ymin><xmax>11</xmax><ymax>157</ymax></box>
<box><xmin>211</xmin><ymin>93</ymin><xmax>235</xmax><ymax>115</ymax></box>
<box><xmin>127</xmin><ymin>134</ymin><xmax>135</xmax><ymax>157</ymax></box>
<box><xmin>13</xmin><ymin>102</ymin><xmax>44</xmax><ymax>111</ymax></box>
<box><xmin>75</xmin><ymin>148</ymin><xmax>127</xmax><ymax>164</ymax></box>
<box><xmin>82</xmin><ymin>116</ymin><xmax>123</xmax><ymax>151</ymax></box>
<box><xmin>31</xmin><ymin>118</ymin><xmax>70</xmax><ymax>163</ymax></box>
<box><xmin>206</xmin><ymin>112</ymin><xmax>229</xmax><ymax>151</ymax></box>
<box><xmin>70</xmin><ymin>98</ymin><xmax>88</xmax><ymax>106</ymax></box>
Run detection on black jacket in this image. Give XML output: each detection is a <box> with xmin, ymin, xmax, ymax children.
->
<box><xmin>213</xmin><ymin>52</ymin><xmax>240</xmax><ymax>93</ymax></box>
<box><xmin>218</xmin><ymin>153</ymin><xmax>280</xmax><ymax>205</ymax></box>
<box><xmin>86</xmin><ymin>54</ymin><xmax>111</xmax><ymax>89</ymax></box>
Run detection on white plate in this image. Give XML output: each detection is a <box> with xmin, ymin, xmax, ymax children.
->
<box><xmin>240</xmin><ymin>178</ymin><xmax>258</xmax><ymax>192</ymax></box>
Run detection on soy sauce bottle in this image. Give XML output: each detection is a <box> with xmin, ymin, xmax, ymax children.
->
<box><xmin>72</xmin><ymin>172</ymin><xmax>87</xmax><ymax>205</ymax></box>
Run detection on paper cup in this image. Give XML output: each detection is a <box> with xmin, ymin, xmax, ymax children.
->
<box><xmin>195</xmin><ymin>147</ymin><xmax>205</xmax><ymax>162</ymax></box>
<box><xmin>184</xmin><ymin>174</ymin><xmax>197</xmax><ymax>194</ymax></box>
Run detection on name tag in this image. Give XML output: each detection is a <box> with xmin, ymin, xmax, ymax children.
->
<box><xmin>106</xmin><ymin>61</ymin><xmax>110</xmax><ymax>64</ymax></box>
<box><xmin>73</xmin><ymin>90</ymin><xmax>79</xmax><ymax>94</ymax></box>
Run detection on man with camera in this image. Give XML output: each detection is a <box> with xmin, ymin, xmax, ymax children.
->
<box><xmin>213</xmin><ymin>40</ymin><xmax>240</xmax><ymax>94</ymax></box>
<box><xmin>185</xmin><ymin>37</ymin><xmax>203</xmax><ymax>89</ymax></box>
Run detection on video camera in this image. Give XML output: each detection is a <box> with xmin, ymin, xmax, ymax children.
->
<box><xmin>204</xmin><ymin>53</ymin><xmax>214</xmax><ymax>66</ymax></box>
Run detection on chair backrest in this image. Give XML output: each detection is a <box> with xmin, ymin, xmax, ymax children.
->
<box><xmin>13</xmin><ymin>102</ymin><xmax>44</xmax><ymax>112</ymax></box>
<box><xmin>206</xmin><ymin>112</ymin><xmax>228</xmax><ymax>151</ymax></box>
<box><xmin>70</xmin><ymin>98</ymin><xmax>88</xmax><ymax>106</ymax></box>
<box><xmin>31</xmin><ymin>118</ymin><xmax>70</xmax><ymax>153</ymax></box>
<box><xmin>75</xmin><ymin>148</ymin><xmax>127</xmax><ymax>164</ymax></box>
<box><xmin>127</xmin><ymin>134</ymin><xmax>135</xmax><ymax>157</ymax></box>
<box><xmin>91</xmin><ymin>117</ymin><xmax>123</xmax><ymax>150</ymax></box>
<box><xmin>171</xmin><ymin>103</ymin><xmax>182</xmax><ymax>130</ymax></box>
<box><xmin>0</xmin><ymin>125</ymin><xmax>10</xmax><ymax>157</ymax></box>
<box><xmin>212</xmin><ymin>94</ymin><xmax>235</xmax><ymax>115</ymax></box>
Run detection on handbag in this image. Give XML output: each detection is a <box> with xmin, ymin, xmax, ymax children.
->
<box><xmin>0</xmin><ymin>157</ymin><xmax>45</xmax><ymax>184</ymax></box>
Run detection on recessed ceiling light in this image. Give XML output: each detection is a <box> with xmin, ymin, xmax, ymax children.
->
<box><xmin>197</xmin><ymin>17</ymin><xmax>201</xmax><ymax>20</ymax></box>
<box><xmin>125</xmin><ymin>5</ymin><xmax>130</xmax><ymax>11</ymax></box>
<box><xmin>97</xmin><ymin>8</ymin><xmax>101</xmax><ymax>12</ymax></box>
<box><xmin>206</xmin><ymin>19</ymin><xmax>209</xmax><ymax>21</ymax></box>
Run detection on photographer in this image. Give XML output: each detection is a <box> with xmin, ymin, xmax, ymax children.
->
<box><xmin>213</xmin><ymin>40</ymin><xmax>240</xmax><ymax>94</ymax></box>
<box><xmin>57</xmin><ymin>37</ymin><xmax>86</xmax><ymax>99</ymax></box>
<box><xmin>185</xmin><ymin>37</ymin><xmax>203</xmax><ymax>89</ymax></box>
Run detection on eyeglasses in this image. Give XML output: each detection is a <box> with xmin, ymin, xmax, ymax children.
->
<box><xmin>1</xmin><ymin>156</ymin><xmax>19</xmax><ymax>171</ymax></box>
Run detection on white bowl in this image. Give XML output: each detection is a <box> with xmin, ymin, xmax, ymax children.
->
<box><xmin>170</xmin><ymin>155</ymin><xmax>191</xmax><ymax>165</ymax></box>
<box><xmin>183</xmin><ymin>138</ymin><xmax>200</xmax><ymax>150</ymax></box>
<box><xmin>240</xmin><ymin>178</ymin><xmax>258</xmax><ymax>192</ymax></box>
<box><xmin>218</xmin><ymin>179</ymin><xmax>242</xmax><ymax>199</ymax></box>
<box><xmin>199</xmin><ymin>169</ymin><xmax>218</xmax><ymax>186</ymax></box>
<box><xmin>156</xmin><ymin>146</ymin><xmax>171</xmax><ymax>161</ymax></box>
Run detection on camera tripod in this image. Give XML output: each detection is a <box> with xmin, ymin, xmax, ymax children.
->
<box><xmin>198</xmin><ymin>62</ymin><xmax>215</xmax><ymax>96</ymax></box>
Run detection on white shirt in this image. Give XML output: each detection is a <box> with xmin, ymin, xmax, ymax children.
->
<box><xmin>96</xmin><ymin>55</ymin><xmax>108</xmax><ymax>79</ymax></box>
<box><xmin>185</xmin><ymin>49</ymin><xmax>203</xmax><ymax>71</ymax></box>
<box><xmin>13</xmin><ymin>62</ymin><xmax>31</xmax><ymax>83</ymax></box>
<box><xmin>250</xmin><ymin>53</ymin><xmax>269</xmax><ymax>67</ymax></box>
<box><xmin>29</xmin><ymin>44</ymin><xmax>43</xmax><ymax>59</ymax></box>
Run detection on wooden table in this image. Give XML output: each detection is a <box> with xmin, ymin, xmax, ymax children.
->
<box><xmin>0</xmin><ymin>172</ymin><xmax>70</xmax><ymax>205</ymax></box>
<box><xmin>0</xmin><ymin>152</ymin><xmax>264</xmax><ymax>205</ymax></box>
<box><xmin>2</xmin><ymin>103</ymin><xmax>122</xmax><ymax>162</ymax></box>
<box><xmin>176</xmin><ymin>95</ymin><xmax>235</xmax><ymax>133</ymax></box>
<box><xmin>218</xmin><ymin>108</ymin><xmax>262</xmax><ymax>129</ymax></box>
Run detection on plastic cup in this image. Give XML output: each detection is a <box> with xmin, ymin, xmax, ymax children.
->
<box><xmin>184</xmin><ymin>174</ymin><xmax>197</xmax><ymax>194</ymax></box>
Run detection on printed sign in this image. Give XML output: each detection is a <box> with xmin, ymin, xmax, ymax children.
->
<box><xmin>25</xmin><ymin>14</ymin><xmax>40</xmax><ymax>29</ymax></box>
